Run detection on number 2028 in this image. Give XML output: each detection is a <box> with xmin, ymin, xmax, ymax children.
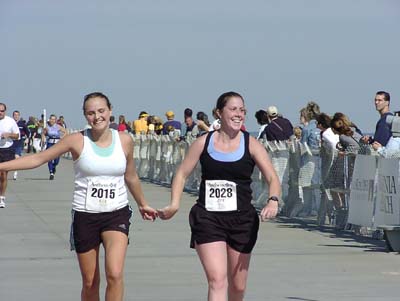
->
<box><xmin>209</xmin><ymin>188</ymin><xmax>233</xmax><ymax>198</ymax></box>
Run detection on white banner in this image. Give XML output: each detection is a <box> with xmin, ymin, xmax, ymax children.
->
<box><xmin>348</xmin><ymin>155</ymin><xmax>377</xmax><ymax>227</ymax></box>
<box><xmin>374</xmin><ymin>157</ymin><xmax>400</xmax><ymax>226</ymax></box>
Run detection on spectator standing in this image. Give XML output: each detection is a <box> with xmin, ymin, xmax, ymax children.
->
<box><xmin>331</xmin><ymin>113</ymin><xmax>362</xmax><ymax>154</ymax></box>
<box><xmin>196</xmin><ymin>111</ymin><xmax>210</xmax><ymax>136</ymax></box>
<box><xmin>184</xmin><ymin>108</ymin><xmax>196</xmax><ymax>136</ymax></box>
<box><xmin>109</xmin><ymin>115</ymin><xmax>118</xmax><ymax>130</ymax></box>
<box><xmin>118</xmin><ymin>115</ymin><xmax>131</xmax><ymax>133</ymax></box>
<box><xmin>57</xmin><ymin>115</ymin><xmax>67</xmax><ymax>128</ymax></box>
<box><xmin>316</xmin><ymin>113</ymin><xmax>339</xmax><ymax>150</ymax></box>
<box><xmin>316</xmin><ymin>112</ymin><xmax>345</xmax><ymax>226</ymax></box>
<box><xmin>262</xmin><ymin>106</ymin><xmax>294</xmax><ymax>141</ymax></box>
<box><xmin>290</xmin><ymin>102</ymin><xmax>321</xmax><ymax>218</ymax></box>
<box><xmin>254</xmin><ymin>109</ymin><xmax>269</xmax><ymax>139</ymax></box>
<box><xmin>364</xmin><ymin>91</ymin><xmax>393</xmax><ymax>147</ymax></box>
<box><xmin>300</xmin><ymin>102</ymin><xmax>321</xmax><ymax>149</ymax></box>
<box><xmin>133</xmin><ymin>111</ymin><xmax>149</xmax><ymax>134</ymax></box>
<box><xmin>162</xmin><ymin>111</ymin><xmax>181</xmax><ymax>135</ymax></box>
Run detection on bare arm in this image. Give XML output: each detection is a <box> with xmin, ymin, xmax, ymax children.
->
<box><xmin>197</xmin><ymin>120</ymin><xmax>210</xmax><ymax>132</ymax></box>
<box><xmin>157</xmin><ymin>134</ymin><xmax>207</xmax><ymax>219</ymax></box>
<box><xmin>249</xmin><ymin>136</ymin><xmax>281</xmax><ymax>221</ymax></box>
<box><xmin>0</xmin><ymin>133</ymin><xmax>82</xmax><ymax>172</ymax></box>
<box><xmin>120</xmin><ymin>132</ymin><xmax>157</xmax><ymax>220</ymax></box>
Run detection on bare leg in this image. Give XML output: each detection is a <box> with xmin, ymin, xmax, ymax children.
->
<box><xmin>227</xmin><ymin>246</ymin><xmax>251</xmax><ymax>301</ymax></box>
<box><xmin>196</xmin><ymin>241</ymin><xmax>229</xmax><ymax>301</ymax></box>
<box><xmin>77</xmin><ymin>246</ymin><xmax>101</xmax><ymax>301</ymax></box>
<box><xmin>0</xmin><ymin>171</ymin><xmax>8</xmax><ymax>196</ymax></box>
<box><xmin>102</xmin><ymin>231</ymin><xmax>128</xmax><ymax>301</ymax></box>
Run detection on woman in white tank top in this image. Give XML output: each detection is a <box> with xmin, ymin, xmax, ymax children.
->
<box><xmin>0</xmin><ymin>92</ymin><xmax>157</xmax><ymax>301</ymax></box>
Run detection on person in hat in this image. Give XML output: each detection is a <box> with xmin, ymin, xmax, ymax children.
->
<box><xmin>262</xmin><ymin>105</ymin><xmax>294</xmax><ymax>141</ymax></box>
<box><xmin>162</xmin><ymin>110</ymin><xmax>181</xmax><ymax>135</ymax></box>
<box><xmin>133</xmin><ymin>111</ymin><xmax>149</xmax><ymax>134</ymax></box>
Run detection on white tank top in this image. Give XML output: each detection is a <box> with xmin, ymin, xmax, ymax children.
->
<box><xmin>72</xmin><ymin>129</ymin><xmax>128</xmax><ymax>212</ymax></box>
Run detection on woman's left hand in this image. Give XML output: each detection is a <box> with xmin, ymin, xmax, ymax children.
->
<box><xmin>260</xmin><ymin>201</ymin><xmax>279</xmax><ymax>221</ymax></box>
<box><xmin>157</xmin><ymin>204</ymin><xmax>179</xmax><ymax>220</ymax></box>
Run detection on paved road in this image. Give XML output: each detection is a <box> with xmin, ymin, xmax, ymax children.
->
<box><xmin>1</xmin><ymin>158</ymin><xmax>399</xmax><ymax>301</ymax></box>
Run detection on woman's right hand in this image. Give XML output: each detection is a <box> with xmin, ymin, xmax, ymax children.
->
<box><xmin>157</xmin><ymin>204</ymin><xmax>179</xmax><ymax>220</ymax></box>
<box><xmin>139</xmin><ymin>205</ymin><xmax>158</xmax><ymax>221</ymax></box>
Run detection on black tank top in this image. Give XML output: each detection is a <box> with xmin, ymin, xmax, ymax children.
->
<box><xmin>197</xmin><ymin>131</ymin><xmax>255</xmax><ymax>211</ymax></box>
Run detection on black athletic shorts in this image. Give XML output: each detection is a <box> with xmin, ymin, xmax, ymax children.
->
<box><xmin>189</xmin><ymin>203</ymin><xmax>260</xmax><ymax>254</ymax></box>
<box><xmin>0</xmin><ymin>147</ymin><xmax>15</xmax><ymax>163</ymax></box>
<box><xmin>70</xmin><ymin>205</ymin><xmax>132</xmax><ymax>253</ymax></box>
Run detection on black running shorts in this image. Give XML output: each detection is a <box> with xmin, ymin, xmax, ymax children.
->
<box><xmin>70</xmin><ymin>205</ymin><xmax>132</xmax><ymax>253</ymax></box>
<box><xmin>0</xmin><ymin>147</ymin><xmax>15</xmax><ymax>163</ymax></box>
<box><xmin>189</xmin><ymin>203</ymin><xmax>259</xmax><ymax>254</ymax></box>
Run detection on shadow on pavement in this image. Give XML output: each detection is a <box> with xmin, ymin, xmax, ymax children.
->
<box><xmin>274</xmin><ymin>216</ymin><xmax>388</xmax><ymax>253</ymax></box>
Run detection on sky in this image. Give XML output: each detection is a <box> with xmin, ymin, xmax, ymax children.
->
<box><xmin>1</xmin><ymin>0</ymin><xmax>399</xmax><ymax>132</ymax></box>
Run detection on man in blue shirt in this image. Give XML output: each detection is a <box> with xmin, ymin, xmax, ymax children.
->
<box><xmin>363</xmin><ymin>91</ymin><xmax>392</xmax><ymax>146</ymax></box>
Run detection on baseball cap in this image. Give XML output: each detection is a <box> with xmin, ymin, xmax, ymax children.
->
<box><xmin>165</xmin><ymin>110</ymin><xmax>175</xmax><ymax>118</ymax></box>
<box><xmin>267</xmin><ymin>106</ymin><xmax>278</xmax><ymax>117</ymax></box>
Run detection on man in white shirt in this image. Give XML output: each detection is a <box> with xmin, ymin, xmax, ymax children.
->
<box><xmin>0</xmin><ymin>102</ymin><xmax>20</xmax><ymax>207</ymax></box>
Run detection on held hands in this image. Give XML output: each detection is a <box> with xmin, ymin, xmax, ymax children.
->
<box><xmin>371</xmin><ymin>141</ymin><xmax>382</xmax><ymax>151</ymax></box>
<box><xmin>138</xmin><ymin>204</ymin><xmax>158</xmax><ymax>221</ymax></box>
<box><xmin>260</xmin><ymin>200</ymin><xmax>279</xmax><ymax>222</ymax></box>
<box><xmin>157</xmin><ymin>203</ymin><xmax>179</xmax><ymax>220</ymax></box>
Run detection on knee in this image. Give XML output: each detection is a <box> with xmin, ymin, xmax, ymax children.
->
<box><xmin>229</xmin><ymin>281</ymin><xmax>247</xmax><ymax>296</ymax></box>
<box><xmin>208</xmin><ymin>274</ymin><xmax>228</xmax><ymax>291</ymax></box>
<box><xmin>106</xmin><ymin>267</ymin><xmax>124</xmax><ymax>286</ymax></box>
<box><xmin>81</xmin><ymin>274</ymin><xmax>100</xmax><ymax>294</ymax></box>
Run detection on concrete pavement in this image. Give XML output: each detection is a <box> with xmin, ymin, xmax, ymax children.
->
<box><xmin>1</xmin><ymin>158</ymin><xmax>400</xmax><ymax>300</ymax></box>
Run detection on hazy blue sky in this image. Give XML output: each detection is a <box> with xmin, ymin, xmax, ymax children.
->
<box><xmin>1</xmin><ymin>0</ymin><xmax>399</xmax><ymax>132</ymax></box>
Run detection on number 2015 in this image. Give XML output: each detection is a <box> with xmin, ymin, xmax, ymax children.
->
<box><xmin>91</xmin><ymin>188</ymin><xmax>115</xmax><ymax>199</ymax></box>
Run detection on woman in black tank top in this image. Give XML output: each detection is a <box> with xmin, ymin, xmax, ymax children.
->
<box><xmin>158</xmin><ymin>92</ymin><xmax>281</xmax><ymax>301</ymax></box>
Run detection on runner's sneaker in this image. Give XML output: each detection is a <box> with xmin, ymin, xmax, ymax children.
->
<box><xmin>0</xmin><ymin>196</ymin><xmax>5</xmax><ymax>208</ymax></box>
<box><xmin>49</xmin><ymin>173</ymin><xmax>54</xmax><ymax>180</ymax></box>
<box><xmin>13</xmin><ymin>171</ymin><xmax>18</xmax><ymax>180</ymax></box>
